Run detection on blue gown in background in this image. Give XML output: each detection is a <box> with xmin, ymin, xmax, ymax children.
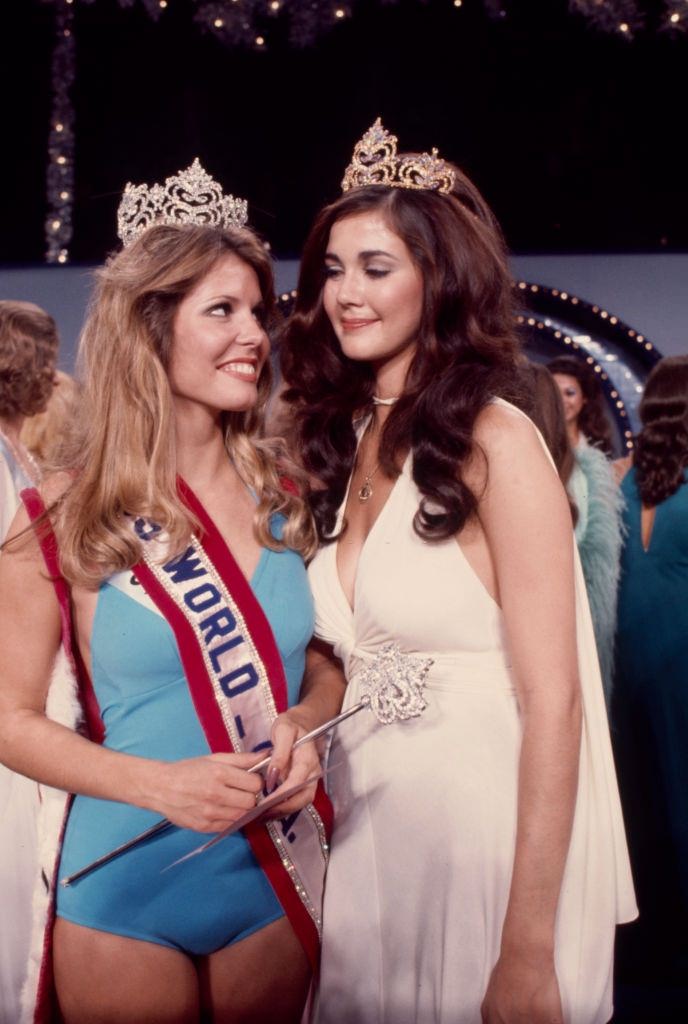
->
<box><xmin>56</xmin><ymin>520</ymin><xmax>314</xmax><ymax>955</ymax></box>
<box><xmin>612</xmin><ymin>467</ymin><xmax>688</xmax><ymax>996</ymax></box>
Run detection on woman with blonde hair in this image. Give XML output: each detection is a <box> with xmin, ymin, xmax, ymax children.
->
<box><xmin>0</xmin><ymin>162</ymin><xmax>329</xmax><ymax>1024</ymax></box>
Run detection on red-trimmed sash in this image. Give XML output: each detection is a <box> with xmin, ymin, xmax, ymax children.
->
<box><xmin>127</xmin><ymin>481</ymin><xmax>331</xmax><ymax>970</ymax></box>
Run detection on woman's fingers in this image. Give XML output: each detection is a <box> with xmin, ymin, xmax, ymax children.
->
<box><xmin>157</xmin><ymin>754</ymin><xmax>264</xmax><ymax>832</ymax></box>
<box><xmin>267</xmin><ymin>715</ymin><xmax>302</xmax><ymax>793</ymax></box>
<box><xmin>262</xmin><ymin>740</ymin><xmax>321</xmax><ymax>817</ymax></box>
<box><xmin>208</xmin><ymin>750</ymin><xmax>264</xmax><ymax>784</ymax></box>
<box><xmin>263</xmin><ymin>782</ymin><xmax>318</xmax><ymax>819</ymax></box>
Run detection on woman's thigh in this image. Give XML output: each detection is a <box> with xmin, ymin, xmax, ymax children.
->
<box><xmin>199</xmin><ymin>915</ymin><xmax>310</xmax><ymax>1024</ymax></box>
<box><xmin>54</xmin><ymin>918</ymin><xmax>199</xmax><ymax>1024</ymax></box>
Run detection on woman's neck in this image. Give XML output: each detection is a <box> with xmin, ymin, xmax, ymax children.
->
<box><xmin>174</xmin><ymin>404</ymin><xmax>229</xmax><ymax>490</ymax></box>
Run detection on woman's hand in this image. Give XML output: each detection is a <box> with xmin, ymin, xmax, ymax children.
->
<box><xmin>150</xmin><ymin>752</ymin><xmax>264</xmax><ymax>833</ymax></box>
<box><xmin>261</xmin><ymin>707</ymin><xmax>322</xmax><ymax>817</ymax></box>
<box><xmin>481</xmin><ymin>950</ymin><xmax>563</xmax><ymax>1024</ymax></box>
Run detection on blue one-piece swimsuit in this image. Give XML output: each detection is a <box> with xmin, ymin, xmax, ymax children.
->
<box><xmin>56</xmin><ymin>519</ymin><xmax>314</xmax><ymax>954</ymax></box>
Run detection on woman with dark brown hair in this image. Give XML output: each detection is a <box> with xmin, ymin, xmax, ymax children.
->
<box><xmin>547</xmin><ymin>354</ymin><xmax>614</xmax><ymax>456</ymax></box>
<box><xmin>272</xmin><ymin>121</ymin><xmax>635</xmax><ymax>1024</ymax></box>
<box><xmin>527</xmin><ymin>362</ymin><xmax>623</xmax><ymax>703</ymax></box>
<box><xmin>612</xmin><ymin>355</ymin><xmax>688</xmax><ymax>1010</ymax></box>
<box><xmin>525</xmin><ymin>362</ymin><xmax>577</xmax><ymax>506</ymax></box>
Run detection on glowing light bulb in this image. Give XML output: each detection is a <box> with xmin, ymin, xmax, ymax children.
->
<box><xmin>334</xmin><ymin>8</ymin><xmax>346</xmax><ymax>18</ymax></box>
<box><xmin>670</xmin><ymin>12</ymin><xmax>680</xmax><ymax>24</ymax></box>
<box><xmin>214</xmin><ymin>18</ymin><xmax>224</xmax><ymax>27</ymax></box>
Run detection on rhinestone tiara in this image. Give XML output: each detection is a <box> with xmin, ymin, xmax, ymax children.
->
<box><xmin>116</xmin><ymin>158</ymin><xmax>249</xmax><ymax>246</ymax></box>
<box><xmin>341</xmin><ymin>118</ymin><xmax>455</xmax><ymax>196</ymax></box>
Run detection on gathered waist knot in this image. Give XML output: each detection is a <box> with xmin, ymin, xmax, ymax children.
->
<box><xmin>346</xmin><ymin>645</ymin><xmax>516</xmax><ymax>696</ymax></box>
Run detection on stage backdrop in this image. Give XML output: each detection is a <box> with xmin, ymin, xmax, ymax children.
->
<box><xmin>1</xmin><ymin>253</ymin><xmax>686</xmax><ymax>373</ymax></box>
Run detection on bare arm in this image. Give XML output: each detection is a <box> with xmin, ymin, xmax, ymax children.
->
<box><xmin>0</xmin><ymin>505</ymin><xmax>262</xmax><ymax>832</ymax></box>
<box><xmin>472</xmin><ymin>406</ymin><xmax>581</xmax><ymax>1024</ymax></box>
<box><xmin>266</xmin><ymin>638</ymin><xmax>347</xmax><ymax>805</ymax></box>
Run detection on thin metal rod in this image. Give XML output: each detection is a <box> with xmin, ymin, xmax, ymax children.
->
<box><xmin>60</xmin><ymin>819</ymin><xmax>173</xmax><ymax>886</ymax></box>
<box><xmin>60</xmin><ymin>699</ymin><xmax>368</xmax><ymax>887</ymax></box>
<box><xmin>247</xmin><ymin>698</ymin><xmax>368</xmax><ymax>775</ymax></box>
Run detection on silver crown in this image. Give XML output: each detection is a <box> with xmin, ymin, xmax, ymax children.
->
<box><xmin>116</xmin><ymin>158</ymin><xmax>249</xmax><ymax>246</ymax></box>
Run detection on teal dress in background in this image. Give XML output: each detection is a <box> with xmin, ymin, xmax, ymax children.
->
<box><xmin>612</xmin><ymin>467</ymin><xmax>688</xmax><ymax>990</ymax></box>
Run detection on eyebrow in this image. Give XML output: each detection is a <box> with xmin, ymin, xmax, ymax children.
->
<box><xmin>324</xmin><ymin>249</ymin><xmax>399</xmax><ymax>262</ymax></box>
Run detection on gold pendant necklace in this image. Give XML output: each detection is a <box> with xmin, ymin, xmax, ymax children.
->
<box><xmin>358</xmin><ymin>464</ymin><xmax>380</xmax><ymax>503</ymax></box>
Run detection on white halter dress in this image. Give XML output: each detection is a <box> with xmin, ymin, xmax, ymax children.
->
<box><xmin>309</xmin><ymin>403</ymin><xmax>636</xmax><ymax>1024</ymax></box>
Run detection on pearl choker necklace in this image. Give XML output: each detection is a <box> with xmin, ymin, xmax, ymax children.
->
<box><xmin>372</xmin><ymin>395</ymin><xmax>399</xmax><ymax>406</ymax></box>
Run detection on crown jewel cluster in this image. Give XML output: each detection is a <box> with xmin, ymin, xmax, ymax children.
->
<box><xmin>341</xmin><ymin>119</ymin><xmax>455</xmax><ymax>196</ymax></box>
<box><xmin>117</xmin><ymin>159</ymin><xmax>249</xmax><ymax>246</ymax></box>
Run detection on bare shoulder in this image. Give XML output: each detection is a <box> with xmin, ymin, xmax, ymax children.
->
<box><xmin>469</xmin><ymin>401</ymin><xmax>552</xmax><ymax>494</ymax></box>
<box><xmin>1</xmin><ymin>471</ymin><xmax>72</xmax><ymax>562</ymax></box>
<box><xmin>474</xmin><ymin>400</ymin><xmax>540</xmax><ymax>455</ymax></box>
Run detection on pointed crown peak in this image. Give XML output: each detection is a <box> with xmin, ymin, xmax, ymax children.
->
<box><xmin>341</xmin><ymin>119</ymin><xmax>455</xmax><ymax>196</ymax></box>
<box><xmin>117</xmin><ymin>159</ymin><xmax>249</xmax><ymax>246</ymax></box>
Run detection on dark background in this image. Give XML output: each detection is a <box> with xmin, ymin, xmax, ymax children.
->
<box><xmin>3</xmin><ymin>0</ymin><xmax>687</xmax><ymax>263</ymax></box>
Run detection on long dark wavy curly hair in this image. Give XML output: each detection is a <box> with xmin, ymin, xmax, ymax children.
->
<box><xmin>524</xmin><ymin>362</ymin><xmax>578</xmax><ymax>526</ymax></box>
<box><xmin>546</xmin><ymin>354</ymin><xmax>613</xmax><ymax>455</ymax></box>
<box><xmin>634</xmin><ymin>355</ymin><xmax>688</xmax><ymax>506</ymax></box>
<box><xmin>280</xmin><ymin>168</ymin><xmax>525</xmax><ymax>543</ymax></box>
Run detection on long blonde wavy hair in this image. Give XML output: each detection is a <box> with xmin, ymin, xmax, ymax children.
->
<box><xmin>55</xmin><ymin>223</ymin><xmax>316</xmax><ymax>588</ymax></box>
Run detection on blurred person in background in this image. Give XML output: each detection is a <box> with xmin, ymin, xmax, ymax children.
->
<box><xmin>528</xmin><ymin>362</ymin><xmax>622</xmax><ymax>703</ymax></box>
<box><xmin>548</xmin><ymin>354</ymin><xmax>614</xmax><ymax>455</ymax></box>
<box><xmin>0</xmin><ymin>298</ymin><xmax>59</xmax><ymax>1024</ymax></box>
<box><xmin>21</xmin><ymin>370</ymin><xmax>81</xmax><ymax>470</ymax></box>
<box><xmin>613</xmin><ymin>355</ymin><xmax>688</xmax><ymax>1017</ymax></box>
<box><xmin>0</xmin><ymin>300</ymin><xmax>58</xmax><ymax>538</ymax></box>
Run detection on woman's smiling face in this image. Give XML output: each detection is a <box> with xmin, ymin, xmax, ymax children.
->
<box><xmin>323</xmin><ymin>211</ymin><xmax>424</xmax><ymax>389</ymax></box>
<box><xmin>168</xmin><ymin>252</ymin><xmax>269</xmax><ymax>418</ymax></box>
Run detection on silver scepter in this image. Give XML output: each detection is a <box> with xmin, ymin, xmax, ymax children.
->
<box><xmin>165</xmin><ymin>642</ymin><xmax>434</xmax><ymax>867</ymax></box>
<box><xmin>60</xmin><ymin>642</ymin><xmax>432</xmax><ymax>886</ymax></box>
